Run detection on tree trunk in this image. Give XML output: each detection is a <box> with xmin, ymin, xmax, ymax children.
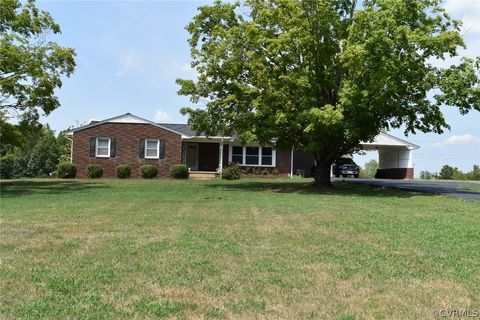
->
<box><xmin>313</xmin><ymin>161</ymin><xmax>333</xmax><ymax>187</ymax></box>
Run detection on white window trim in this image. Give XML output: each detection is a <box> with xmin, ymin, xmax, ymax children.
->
<box><xmin>145</xmin><ymin>139</ymin><xmax>160</xmax><ymax>159</ymax></box>
<box><xmin>228</xmin><ymin>145</ymin><xmax>276</xmax><ymax>167</ymax></box>
<box><xmin>95</xmin><ymin>137</ymin><xmax>111</xmax><ymax>158</ymax></box>
<box><xmin>261</xmin><ymin>148</ymin><xmax>274</xmax><ymax>166</ymax></box>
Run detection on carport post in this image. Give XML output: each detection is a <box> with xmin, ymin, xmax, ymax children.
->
<box><xmin>290</xmin><ymin>148</ymin><xmax>293</xmax><ymax>178</ymax></box>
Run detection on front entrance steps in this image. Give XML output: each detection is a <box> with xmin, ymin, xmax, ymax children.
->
<box><xmin>189</xmin><ymin>171</ymin><xmax>218</xmax><ymax>180</ymax></box>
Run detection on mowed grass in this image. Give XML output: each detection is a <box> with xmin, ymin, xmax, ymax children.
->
<box><xmin>0</xmin><ymin>178</ymin><xmax>479</xmax><ymax>319</ymax></box>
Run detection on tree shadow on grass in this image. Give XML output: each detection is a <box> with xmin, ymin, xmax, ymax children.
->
<box><xmin>206</xmin><ymin>179</ymin><xmax>431</xmax><ymax>199</ymax></box>
<box><xmin>0</xmin><ymin>179</ymin><xmax>109</xmax><ymax>197</ymax></box>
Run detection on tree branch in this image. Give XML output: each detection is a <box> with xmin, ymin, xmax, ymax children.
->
<box><xmin>0</xmin><ymin>104</ymin><xmax>20</xmax><ymax>109</ymax></box>
<box><xmin>350</xmin><ymin>0</ymin><xmax>357</xmax><ymax>20</ymax></box>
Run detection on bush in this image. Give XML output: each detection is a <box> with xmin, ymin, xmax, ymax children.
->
<box><xmin>240</xmin><ymin>166</ymin><xmax>278</xmax><ymax>176</ymax></box>
<box><xmin>57</xmin><ymin>162</ymin><xmax>77</xmax><ymax>179</ymax></box>
<box><xmin>86</xmin><ymin>164</ymin><xmax>103</xmax><ymax>179</ymax></box>
<box><xmin>116</xmin><ymin>164</ymin><xmax>131</xmax><ymax>179</ymax></box>
<box><xmin>140</xmin><ymin>165</ymin><xmax>158</xmax><ymax>179</ymax></box>
<box><xmin>170</xmin><ymin>164</ymin><xmax>189</xmax><ymax>179</ymax></box>
<box><xmin>222</xmin><ymin>163</ymin><xmax>241</xmax><ymax>180</ymax></box>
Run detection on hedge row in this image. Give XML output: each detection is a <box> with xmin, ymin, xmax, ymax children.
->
<box><xmin>55</xmin><ymin>163</ymin><xmax>185</xmax><ymax>179</ymax></box>
<box><xmin>45</xmin><ymin>162</ymin><xmax>277</xmax><ymax>180</ymax></box>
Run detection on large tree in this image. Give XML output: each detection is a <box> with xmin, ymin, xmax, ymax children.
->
<box><xmin>0</xmin><ymin>0</ymin><xmax>76</xmax><ymax>145</ymax></box>
<box><xmin>177</xmin><ymin>0</ymin><xmax>480</xmax><ymax>187</ymax></box>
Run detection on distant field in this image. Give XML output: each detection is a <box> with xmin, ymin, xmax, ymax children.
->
<box><xmin>1</xmin><ymin>178</ymin><xmax>479</xmax><ymax>319</ymax></box>
<box><xmin>416</xmin><ymin>179</ymin><xmax>480</xmax><ymax>184</ymax></box>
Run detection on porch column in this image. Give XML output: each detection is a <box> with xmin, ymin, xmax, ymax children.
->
<box><xmin>218</xmin><ymin>140</ymin><xmax>224</xmax><ymax>179</ymax></box>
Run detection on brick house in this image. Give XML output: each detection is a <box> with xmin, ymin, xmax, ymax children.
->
<box><xmin>69</xmin><ymin>113</ymin><xmax>418</xmax><ymax>179</ymax></box>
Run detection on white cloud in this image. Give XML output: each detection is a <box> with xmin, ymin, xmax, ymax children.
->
<box><xmin>116</xmin><ymin>54</ymin><xmax>138</xmax><ymax>77</ymax></box>
<box><xmin>434</xmin><ymin>134</ymin><xmax>480</xmax><ymax>146</ymax></box>
<box><xmin>154</xmin><ymin>109</ymin><xmax>171</xmax><ymax>122</ymax></box>
<box><xmin>444</xmin><ymin>134</ymin><xmax>480</xmax><ymax>144</ymax></box>
<box><xmin>114</xmin><ymin>52</ymin><xmax>196</xmax><ymax>84</ymax></box>
<box><xmin>443</xmin><ymin>0</ymin><xmax>480</xmax><ymax>34</ymax></box>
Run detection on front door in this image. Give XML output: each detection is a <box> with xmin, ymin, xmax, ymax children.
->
<box><xmin>186</xmin><ymin>143</ymin><xmax>198</xmax><ymax>171</ymax></box>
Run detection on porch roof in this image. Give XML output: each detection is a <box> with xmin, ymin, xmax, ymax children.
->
<box><xmin>158</xmin><ymin>123</ymin><xmax>233</xmax><ymax>140</ymax></box>
<box><xmin>157</xmin><ymin>123</ymin><xmax>204</xmax><ymax>137</ymax></box>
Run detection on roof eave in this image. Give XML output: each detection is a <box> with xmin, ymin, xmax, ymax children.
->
<box><xmin>70</xmin><ymin>113</ymin><xmax>184</xmax><ymax>136</ymax></box>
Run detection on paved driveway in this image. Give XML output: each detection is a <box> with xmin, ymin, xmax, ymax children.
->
<box><xmin>343</xmin><ymin>178</ymin><xmax>480</xmax><ymax>201</ymax></box>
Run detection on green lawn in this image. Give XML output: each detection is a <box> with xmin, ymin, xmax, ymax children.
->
<box><xmin>1</xmin><ymin>178</ymin><xmax>479</xmax><ymax>319</ymax></box>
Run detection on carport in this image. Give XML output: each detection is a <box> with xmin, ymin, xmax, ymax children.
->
<box><xmin>292</xmin><ymin>132</ymin><xmax>419</xmax><ymax>179</ymax></box>
<box><xmin>360</xmin><ymin>132</ymin><xmax>419</xmax><ymax>179</ymax></box>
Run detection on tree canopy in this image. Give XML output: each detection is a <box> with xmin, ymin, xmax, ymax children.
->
<box><xmin>177</xmin><ymin>0</ymin><xmax>480</xmax><ymax>186</ymax></box>
<box><xmin>0</xmin><ymin>0</ymin><xmax>76</xmax><ymax>144</ymax></box>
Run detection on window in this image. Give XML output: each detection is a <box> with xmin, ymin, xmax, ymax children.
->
<box><xmin>96</xmin><ymin>138</ymin><xmax>110</xmax><ymax>157</ymax></box>
<box><xmin>261</xmin><ymin>147</ymin><xmax>272</xmax><ymax>165</ymax></box>
<box><xmin>145</xmin><ymin>139</ymin><xmax>159</xmax><ymax>159</ymax></box>
<box><xmin>246</xmin><ymin>147</ymin><xmax>259</xmax><ymax>165</ymax></box>
<box><xmin>232</xmin><ymin>146</ymin><xmax>243</xmax><ymax>164</ymax></box>
<box><xmin>229</xmin><ymin>146</ymin><xmax>276</xmax><ymax>166</ymax></box>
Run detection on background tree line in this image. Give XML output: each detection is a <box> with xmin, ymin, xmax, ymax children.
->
<box><xmin>420</xmin><ymin>165</ymin><xmax>480</xmax><ymax>181</ymax></box>
<box><xmin>358</xmin><ymin>159</ymin><xmax>479</xmax><ymax>181</ymax></box>
<box><xmin>0</xmin><ymin>123</ymin><xmax>71</xmax><ymax>179</ymax></box>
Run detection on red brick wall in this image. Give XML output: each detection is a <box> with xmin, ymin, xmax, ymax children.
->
<box><xmin>276</xmin><ymin>149</ymin><xmax>292</xmax><ymax>175</ymax></box>
<box><xmin>72</xmin><ymin>123</ymin><xmax>182</xmax><ymax>178</ymax></box>
<box><xmin>376</xmin><ymin>168</ymin><xmax>414</xmax><ymax>179</ymax></box>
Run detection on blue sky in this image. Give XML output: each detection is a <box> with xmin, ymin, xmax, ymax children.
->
<box><xmin>37</xmin><ymin>0</ymin><xmax>479</xmax><ymax>176</ymax></box>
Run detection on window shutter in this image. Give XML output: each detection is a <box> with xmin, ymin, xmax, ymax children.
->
<box><xmin>110</xmin><ymin>138</ymin><xmax>116</xmax><ymax>157</ymax></box>
<box><xmin>139</xmin><ymin>139</ymin><xmax>145</xmax><ymax>159</ymax></box>
<box><xmin>159</xmin><ymin>139</ymin><xmax>165</xmax><ymax>159</ymax></box>
<box><xmin>89</xmin><ymin>138</ymin><xmax>96</xmax><ymax>157</ymax></box>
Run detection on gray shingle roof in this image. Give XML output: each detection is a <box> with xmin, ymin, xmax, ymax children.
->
<box><xmin>157</xmin><ymin>123</ymin><xmax>206</xmax><ymax>137</ymax></box>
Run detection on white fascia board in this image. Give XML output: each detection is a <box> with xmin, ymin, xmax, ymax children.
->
<box><xmin>71</xmin><ymin>113</ymin><xmax>184</xmax><ymax>136</ymax></box>
<box><xmin>181</xmin><ymin>136</ymin><xmax>232</xmax><ymax>141</ymax></box>
<box><xmin>380</xmin><ymin>132</ymin><xmax>420</xmax><ymax>149</ymax></box>
<box><xmin>109</xmin><ymin>114</ymin><xmax>150</xmax><ymax>124</ymax></box>
<box><xmin>361</xmin><ymin>132</ymin><xmax>420</xmax><ymax>150</ymax></box>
